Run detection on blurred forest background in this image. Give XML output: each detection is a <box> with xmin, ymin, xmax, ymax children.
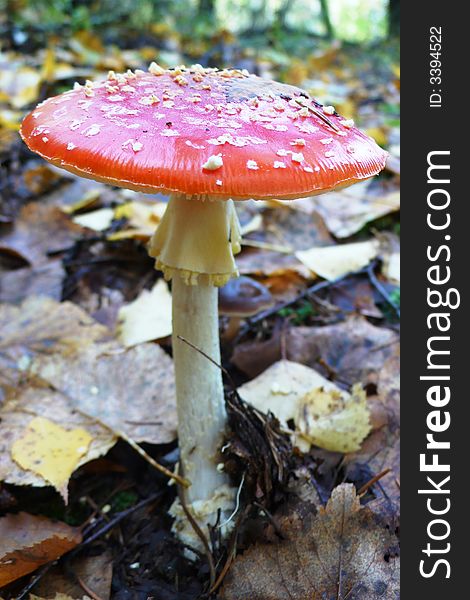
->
<box><xmin>0</xmin><ymin>0</ymin><xmax>399</xmax><ymax>153</ymax></box>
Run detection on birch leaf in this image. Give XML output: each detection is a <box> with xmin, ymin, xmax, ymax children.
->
<box><xmin>12</xmin><ymin>417</ymin><xmax>92</xmax><ymax>502</ymax></box>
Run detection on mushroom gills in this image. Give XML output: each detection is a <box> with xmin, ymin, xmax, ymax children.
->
<box><xmin>149</xmin><ymin>194</ymin><xmax>242</xmax><ymax>286</ymax></box>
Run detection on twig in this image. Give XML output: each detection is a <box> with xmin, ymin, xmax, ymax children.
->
<box><xmin>73</xmin><ymin>406</ymin><xmax>189</xmax><ymax>488</ymax></box>
<box><xmin>295</xmin><ymin>98</ymin><xmax>340</xmax><ymax>132</ymax></box>
<box><xmin>16</xmin><ymin>561</ymin><xmax>57</xmax><ymax>600</ymax></box>
<box><xmin>358</xmin><ymin>468</ymin><xmax>391</xmax><ymax>496</ymax></box>
<box><xmin>77</xmin><ymin>491</ymin><xmax>162</xmax><ymax>548</ymax></box>
<box><xmin>77</xmin><ymin>574</ymin><xmax>104</xmax><ymax>600</ymax></box>
<box><xmin>177</xmin><ymin>483</ymin><xmax>216</xmax><ymax>590</ymax></box>
<box><xmin>209</xmin><ymin>506</ymin><xmax>248</xmax><ymax>595</ymax></box>
<box><xmin>177</xmin><ymin>335</ymin><xmax>237</xmax><ymax>390</ymax></box>
<box><xmin>237</xmin><ymin>263</ymin><xmax>373</xmax><ymax>339</ymax></box>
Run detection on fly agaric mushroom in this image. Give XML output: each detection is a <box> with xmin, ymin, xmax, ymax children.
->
<box><xmin>20</xmin><ymin>64</ymin><xmax>387</xmax><ymax>544</ymax></box>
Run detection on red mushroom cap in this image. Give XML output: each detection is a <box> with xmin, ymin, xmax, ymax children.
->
<box><xmin>20</xmin><ymin>65</ymin><xmax>387</xmax><ymax>200</ymax></box>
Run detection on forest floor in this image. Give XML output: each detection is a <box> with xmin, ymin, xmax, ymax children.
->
<box><xmin>0</xmin><ymin>25</ymin><xmax>400</xmax><ymax>599</ymax></box>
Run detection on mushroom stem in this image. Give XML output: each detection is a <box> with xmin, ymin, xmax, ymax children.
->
<box><xmin>149</xmin><ymin>195</ymin><xmax>241</xmax><ymax>542</ymax></box>
<box><xmin>172</xmin><ymin>274</ymin><xmax>229</xmax><ymax>503</ymax></box>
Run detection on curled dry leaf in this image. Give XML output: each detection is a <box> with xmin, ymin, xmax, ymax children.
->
<box><xmin>221</xmin><ymin>484</ymin><xmax>399</xmax><ymax>600</ymax></box>
<box><xmin>117</xmin><ymin>279</ymin><xmax>172</xmax><ymax>347</ymax></box>
<box><xmin>296</xmin><ymin>239</ymin><xmax>379</xmax><ymax>281</ymax></box>
<box><xmin>11</xmin><ymin>417</ymin><xmax>92</xmax><ymax>502</ymax></box>
<box><xmin>297</xmin><ymin>383</ymin><xmax>371</xmax><ymax>453</ymax></box>
<box><xmin>238</xmin><ymin>360</ymin><xmax>371</xmax><ymax>453</ymax></box>
<box><xmin>0</xmin><ymin>512</ymin><xmax>81</xmax><ymax>587</ymax></box>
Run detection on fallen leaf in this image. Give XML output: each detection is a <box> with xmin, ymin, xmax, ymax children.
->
<box><xmin>0</xmin><ymin>296</ymin><xmax>108</xmax><ymax>391</ymax></box>
<box><xmin>296</xmin><ymin>239</ymin><xmax>379</xmax><ymax>280</ymax></box>
<box><xmin>311</xmin><ymin>180</ymin><xmax>400</xmax><ymax>238</ymax></box>
<box><xmin>0</xmin><ymin>260</ymin><xmax>65</xmax><ymax>303</ymax></box>
<box><xmin>238</xmin><ymin>360</ymin><xmax>371</xmax><ymax>453</ymax></box>
<box><xmin>0</xmin><ymin>64</ymin><xmax>41</xmax><ymax>108</ymax></box>
<box><xmin>0</xmin><ymin>386</ymin><xmax>117</xmax><ymax>490</ymax></box>
<box><xmin>221</xmin><ymin>484</ymin><xmax>399</xmax><ymax>600</ymax></box>
<box><xmin>29</xmin><ymin>594</ymin><xmax>78</xmax><ymax>600</ymax></box>
<box><xmin>12</xmin><ymin>417</ymin><xmax>92</xmax><ymax>502</ymax></box>
<box><xmin>117</xmin><ymin>279</ymin><xmax>172</xmax><ymax>347</ymax></box>
<box><xmin>109</xmin><ymin>199</ymin><xmax>166</xmax><ymax>240</ymax></box>
<box><xmin>286</xmin><ymin>317</ymin><xmax>399</xmax><ymax>388</ymax></box>
<box><xmin>0</xmin><ymin>296</ymin><xmax>176</xmax><ymax>446</ymax></box>
<box><xmin>73</xmin><ymin>207</ymin><xmax>115</xmax><ymax>231</ymax></box>
<box><xmin>31</xmin><ymin>342</ymin><xmax>177</xmax><ymax>444</ymax></box>
<box><xmin>33</xmin><ymin>550</ymin><xmax>113</xmax><ymax>600</ymax></box>
<box><xmin>0</xmin><ymin>203</ymin><xmax>89</xmax><ymax>267</ymax></box>
<box><xmin>235</xmin><ymin>204</ymin><xmax>331</xmax><ymax>279</ymax></box>
<box><xmin>383</xmin><ymin>251</ymin><xmax>400</xmax><ymax>283</ymax></box>
<box><xmin>297</xmin><ymin>383</ymin><xmax>371</xmax><ymax>452</ymax></box>
<box><xmin>0</xmin><ymin>513</ymin><xmax>81</xmax><ymax>587</ymax></box>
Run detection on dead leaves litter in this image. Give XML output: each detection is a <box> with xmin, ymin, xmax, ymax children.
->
<box><xmin>0</xmin><ymin>512</ymin><xmax>81</xmax><ymax>587</ymax></box>
<box><xmin>0</xmin><ymin>295</ymin><xmax>177</xmax><ymax>496</ymax></box>
<box><xmin>221</xmin><ymin>484</ymin><xmax>399</xmax><ymax>600</ymax></box>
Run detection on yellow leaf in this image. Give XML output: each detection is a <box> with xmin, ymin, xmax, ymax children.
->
<box><xmin>297</xmin><ymin>383</ymin><xmax>371</xmax><ymax>453</ymax></box>
<box><xmin>12</xmin><ymin>417</ymin><xmax>92</xmax><ymax>502</ymax></box>
<box><xmin>296</xmin><ymin>240</ymin><xmax>379</xmax><ymax>280</ymax></box>
<box><xmin>73</xmin><ymin>207</ymin><xmax>114</xmax><ymax>231</ymax></box>
<box><xmin>111</xmin><ymin>200</ymin><xmax>166</xmax><ymax>239</ymax></box>
<box><xmin>238</xmin><ymin>360</ymin><xmax>371</xmax><ymax>453</ymax></box>
<box><xmin>117</xmin><ymin>279</ymin><xmax>172</xmax><ymax>347</ymax></box>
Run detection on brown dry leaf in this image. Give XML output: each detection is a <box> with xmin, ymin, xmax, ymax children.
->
<box><xmin>12</xmin><ymin>417</ymin><xmax>92</xmax><ymax>502</ymax></box>
<box><xmin>311</xmin><ymin>180</ymin><xmax>400</xmax><ymax>239</ymax></box>
<box><xmin>0</xmin><ymin>386</ymin><xmax>117</xmax><ymax>490</ymax></box>
<box><xmin>31</xmin><ymin>341</ymin><xmax>177</xmax><ymax>444</ymax></box>
<box><xmin>29</xmin><ymin>594</ymin><xmax>78</xmax><ymax>600</ymax></box>
<box><xmin>0</xmin><ymin>296</ymin><xmax>109</xmax><ymax>391</ymax></box>
<box><xmin>0</xmin><ymin>513</ymin><xmax>81</xmax><ymax>587</ymax></box>
<box><xmin>33</xmin><ymin>550</ymin><xmax>112</xmax><ymax>600</ymax></box>
<box><xmin>346</xmin><ymin>354</ymin><xmax>400</xmax><ymax>520</ymax></box>
<box><xmin>117</xmin><ymin>279</ymin><xmax>172</xmax><ymax>347</ymax></box>
<box><xmin>238</xmin><ymin>360</ymin><xmax>371</xmax><ymax>453</ymax></box>
<box><xmin>296</xmin><ymin>239</ymin><xmax>379</xmax><ymax>281</ymax></box>
<box><xmin>236</xmin><ymin>205</ymin><xmax>331</xmax><ymax>279</ymax></box>
<box><xmin>221</xmin><ymin>484</ymin><xmax>399</xmax><ymax>600</ymax></box>
<box><xmin>0</xmin><ymin>203</ymin><xmax>88</xmax><ymax>267</ymax></box>
<box><xmin>0</xmin><ymin>260</ymin><xmax>65</xmax><ymax>303</ymax></box>
<box><xmin>286</xmin><ymin>317</ymin><xmax>400</xmax><ymax>388</ymax></box>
